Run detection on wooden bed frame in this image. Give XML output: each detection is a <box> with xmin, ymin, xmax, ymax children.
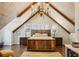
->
<box><xmin>27</xmin><ymin>30</ymin><xmax>56</xmax><ymax>51</ymax></box>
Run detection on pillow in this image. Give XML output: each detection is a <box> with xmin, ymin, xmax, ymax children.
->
<box><xmin>41</xmin><ymin>33</ymin><xmax>48</xmax><ymax>37</ymax></box>
<box><xmin>32</xmin><ymin>33</ymin><xmax>41</xmax><ymax>37</ymax></box>
<box><xmin>32</xmin><ymin>33</ymin><xmax>48</xmax><ymax>37</ymax></box>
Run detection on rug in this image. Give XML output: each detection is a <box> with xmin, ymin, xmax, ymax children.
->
<box><xmin>21</xmin><ymin>51</ymin><xmax>63</xmax><ymax>57</ymax></box>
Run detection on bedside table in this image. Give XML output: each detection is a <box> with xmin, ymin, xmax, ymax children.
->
<box><xmin>54</xmin><ymin>37</ymin><xmax>63</xmax><ymax>46</ymax></box>
<box><xmin>20</xmin><ymin>37</ymin><xmax>28</xmax><ymax>46</ymax></box>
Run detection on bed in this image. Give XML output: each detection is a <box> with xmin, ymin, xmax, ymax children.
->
<box><xmin>27</xmin><ymin>30</ymin><xmax>56</xmax><ymax>51</ymax></box>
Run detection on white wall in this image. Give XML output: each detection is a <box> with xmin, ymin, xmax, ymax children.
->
<box><xmin>0</xmin><ymin>2</ymin><xmax>75</xmax><ymax>45</ymax></box>
<box><xmin>49</xmin><ymin>6</ymin><xmax>74</xmax><ymax>33</ymax></box>
<box><xmin>75</xmin><ymin>3</ymin><xmax>79</xmax><ymax>32</ymax></box>
<box><xmin>0</xmin><ymin>8</ymin><xmax>37</xmax><ymax>45</ymax></box>
<box><xmin>13</xmin><ymin>14</ymin><xmax>70</xmax><ymax>44</ymax></box>
<box><xmin>70</xmin><ymin>3</ymin><xmax>79</xmax><ymax>43</ymax></box>
<box><xmin>75</xmin><ymin>3</ymin><xmax>79</xmax><ymax>42</ymax></box>
<box><xmin>69</xmin><ymin>3</ymin><xmax>79</xmax><ymax>43</ymax></box>
<box><xmin>0</xmin><ymin>18</ymin><xmax>19</xmax><ymax>45</ymax></box>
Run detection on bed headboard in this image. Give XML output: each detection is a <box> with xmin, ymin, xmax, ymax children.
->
<box><xmin>31</xmin><ymin>30</ymin><xmax>51</xmax><ymax>36</ymax></box>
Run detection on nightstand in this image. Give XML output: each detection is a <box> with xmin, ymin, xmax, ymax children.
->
<box><xmin>20</xmin><ymin>37</ymin><xmax>28</xmax><ymax>46</ymax></box>
<box><xmin>54</xmin><ymin>37</ymin><xmax>63</xmax><ymax>46</ymax></box>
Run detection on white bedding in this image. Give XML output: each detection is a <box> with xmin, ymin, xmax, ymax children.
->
<box><xmin>32</xmin><ymin>33</ymin><xmax>48</xmax><ymax>37</ymax></box>
<box><xmin>28</xmin><ymin>36</ymin><xmax>55</xmax><ymax>40</ymax></box>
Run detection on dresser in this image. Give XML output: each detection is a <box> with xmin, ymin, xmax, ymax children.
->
<box><xmin>20</xmin><ymin>37</ymin><xmax>28</xmax><ymax>46</ymax></box>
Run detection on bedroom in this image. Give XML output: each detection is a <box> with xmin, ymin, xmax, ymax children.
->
<box><xmin>0</xmin><ymin>2</ymin><xmax>79</xmax><ymax>57</ymax></box>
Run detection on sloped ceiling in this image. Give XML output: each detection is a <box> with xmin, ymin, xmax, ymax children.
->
<box><xmin>0</xmin><ymin>2</ymin><xmax>75</xmax><ymax>29</ymax></box>
<box><xmin>50</xmin><ymin>2</ymin><xmax>75</xmax><ymax>22</ymax></box>
<box><xmin>75</xmin><ymin>3</ymin><xmax>79</xmax><ymax>30</ymax></box>
<box><xmin>0</xmin><ymin>2</ymin><xmax>31</xmax><ymax>29</ymax></box>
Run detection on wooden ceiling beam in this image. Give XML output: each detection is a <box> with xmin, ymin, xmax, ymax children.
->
<box><xmin>17</xmin><ymin>2</ymin><xmax>75</xmax><ymax>26</ymax></box>
<box><xmin>13</xmin><ymin>10</ymin><xmax>39</xmax><ymax>32</ymax></box>
<box><xmin>45</xmin><ymin>2</ymin><xmax>75</xmax><ymax>26</ymax></box>
<box><xmin>43</xmin><ymin>11</ymin><xmax>70</xmax><ymax>34</ymax></box>
<box><xmin>14</xmin><ymin>10</ymin><xmax>71</xmax><ymax>34</ymax></box>
<box><xmin>17</xmin><ymin>2</ymin><xmax>37</xmax><ymax>17</ymax></box>
<box><xmin>15</xmin><ymin>2</ymin><xmax>72</xmax><ymax>34</ymax></box>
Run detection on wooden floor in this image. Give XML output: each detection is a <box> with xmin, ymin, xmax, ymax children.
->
<box><xmin>0</xmin><ymin>45</ymin><xmax>65</xmax><ymax>57</ymax></box>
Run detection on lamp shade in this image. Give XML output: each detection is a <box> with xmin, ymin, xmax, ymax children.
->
<box><xmin>51</xmin><ymin>25</ymin><xmax>58</xmax><ymax>37</ymax></box>
<box><xmin>51</xmin><ymin>25</ymin><xmax>58</xmax><ymax>33</ymax></box>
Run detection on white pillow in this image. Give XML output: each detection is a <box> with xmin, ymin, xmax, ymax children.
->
<box><xmin>41</xmin><ymin>33</ymin><xmax>48</xmax><ymax>37</ymax></box>
<box><xmin>33</xmin><ymin>33</ymin><xmax>41</xmax><ymax>37</ymax></box>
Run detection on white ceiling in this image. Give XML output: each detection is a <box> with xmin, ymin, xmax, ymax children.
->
<box><xmin>0</xmin><ymin>2</ymin><xmax>75</xmax><ymax>29</ymax></box>
<box><xmin>0</xmin><ymin>2</ymin><xmax>31</xmax><ymax>29</ymax></box>
<box><xmin>50</xmin><ymin>2</ymin><xmax>75</xmax><ymax>22</ymax></box>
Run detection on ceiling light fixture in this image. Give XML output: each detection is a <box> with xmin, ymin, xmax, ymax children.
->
<box><xmin>31</xmin><ymin>3</ymin><xmax>50</xmax><ymax>16</ymax></box>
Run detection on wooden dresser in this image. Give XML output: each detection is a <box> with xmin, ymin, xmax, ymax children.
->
<box><xmin>27</xmin><ymin>37</ymin><xmax>56</xmax><ymax>51</ymax></box>
<box><xmin>20</xmin><ymin>37</ymin><xmax>28</xmax><ymax>46</ymax></box>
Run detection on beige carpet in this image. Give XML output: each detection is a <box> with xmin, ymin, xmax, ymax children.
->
<box><xmin>21</xmin><ymin>51</ymin><xmax>63</xmax><ymax>57</ymax></box>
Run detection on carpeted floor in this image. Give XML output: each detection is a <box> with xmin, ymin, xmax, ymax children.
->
<box><xmin>21</xmin><ymin>51</ymin><xmax>63</xmax><ymax>57</ymax></box>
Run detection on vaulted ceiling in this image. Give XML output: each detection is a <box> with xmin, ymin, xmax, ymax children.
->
<box><xmin>50</xmin><ymin>2</ymin><xmax>75</xmax><ymax>22</ymax></box>
<box><xmin>0</xmin><ymin>2</ymin><xmax>31</xmax><ymax>29</ymax></box>
<box><xmin>0</xmin><ymin>2</ymin><xmax>75</xmax><ymax>30</ymax></box>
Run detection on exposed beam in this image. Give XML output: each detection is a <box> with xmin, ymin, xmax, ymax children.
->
<box><xmin>17</xmin><ymin>2</ymin><xmax>37</xmax><ymax>17</ymax></box>
<box><xmin>15</xmin><ymin>2</ymin><xmax>71</xmax><ymax>34</ymax></box>
<box><xmin>13</xmin><ymin>10</ymin><xmax>39</xmax><ymax>32</ymax></box>
<box><xmin>43</xmin><ymin>11</ymin><xmax>70</xmax><ymax>34</ymax></box>
<box><xmin>45</xmin><ymin>2</ymin><xmax>75</xmax><ymax>26</ymax></box>
<box><xmin>17</xmin><ymin>2</ymin><xmax>74</xmax><ymax>26</ymax></box>
<box><xmin>14</xmin><ymin>10</ymin><xmax>71</xmax><ymax>34</ymax></box>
